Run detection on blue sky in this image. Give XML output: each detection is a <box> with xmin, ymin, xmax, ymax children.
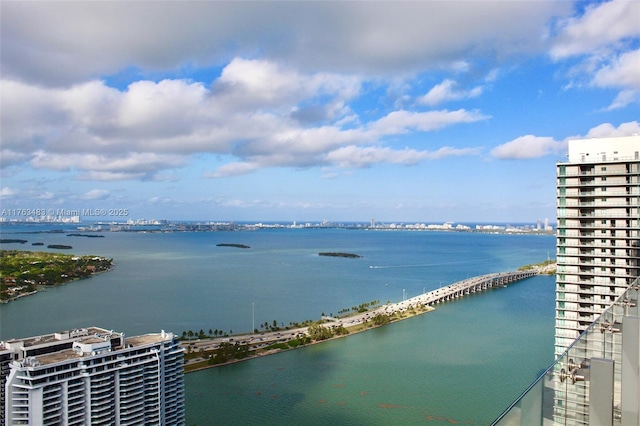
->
<box><xmin>1</xmin><ymin>1</ymin><xmax>639</xmax><ymax>223</ymax></box>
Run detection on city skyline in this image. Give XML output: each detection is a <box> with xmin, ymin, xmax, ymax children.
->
<box><xmin>1</xmin><ymin>1</ymin><xmax>639</xmax><ymax>223</ymax></box>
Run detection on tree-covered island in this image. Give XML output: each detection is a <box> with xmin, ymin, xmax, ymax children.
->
<box><xmin>216</xmin><ymin>243</ymin><xmax>251</xmax><ymax>249</ymax></box>
<box><xmin>319</xmin><ymin>252</ymin><xmax>362</xmax><ymax>258</ymax></box>
<box><xmin>0</xmin><ymin>250</ymin><xmax>113</xmax><ymax>302</ymax></box>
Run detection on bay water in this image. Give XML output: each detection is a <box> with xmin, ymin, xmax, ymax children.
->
<box><xmin>0</xmin><ymin>224</ymin><xmax>556</xmax><ymax>424</ymax></box>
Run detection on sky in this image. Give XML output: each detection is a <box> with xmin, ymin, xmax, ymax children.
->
<box><xmin>1</xmin><ymin>1</ymin><xmax>639</xmax><ymax>224</ymax></box>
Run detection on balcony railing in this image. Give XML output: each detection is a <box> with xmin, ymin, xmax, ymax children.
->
<box><xmin>492</xmin><ymin>277</ymin><xmax>639</xmax><ymax>425</ymax></box>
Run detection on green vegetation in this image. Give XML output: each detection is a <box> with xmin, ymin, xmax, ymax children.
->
<box><xmin>371</xmin><ymin>312</ymin><xmax>392</xmax><ymax>326</ymax></box>
<box><xmin>0</xmin><ymin>239</ymin><xmax>28</xmax><ymax>244</ymax></box>
<box><xmin>183</xmin><ymin>336</ymin><xmax>313</xmax><ymax>372</ymax></box>
<box><xmin>336</xmin><ymin>299</ymin><xmax>380</xmax><ymax>315</ymax></box>
<box><xmin>307</xmin><ymin>323</ymin><xmax>349</xmax><ymax>341</ymax></box>
<box><xmin>0</xmin><ymin>250</ymin><xmax>113</xmax><ymax>301</ymax></box>
<box><xmin>518</xmin><ymin>259</ymin><xmax>556</xmax><ymax>274</ymax></box>
<box><xmin>216</xmin><ymin>243</ymin><xmax>250</xmax><ymax>249</ymax></box>
<box><xmin>318</xmin><ymin>252</ymin><xmax>361</xmax><ymax>258</ymax></box>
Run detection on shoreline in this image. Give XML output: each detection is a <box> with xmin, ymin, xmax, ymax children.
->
<box><xmin>0</xmin><ymin>268</ymin><xmax>114</xmax><ymax>304</ymax></box>
<box><xmin>181</xmin><ymin>267</ymin><xmax>548</xmax><ymax>373</ymax></box>
<box><xmin>0</xmin><ymin>249</ymin><xmax>114</xmax><ymax>303</ymax></box>
<box><xmin>182</xmin><ymin>303</ymin><xmax>435</xmax><ymax>373</ymax></box>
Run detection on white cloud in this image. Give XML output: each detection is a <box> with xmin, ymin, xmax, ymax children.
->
<box><xmin>493</xmin><ymin>121</ymin><xmax>640</xmax><ymax>160</ymax></box>
<box><xmin>605</xmin><ymin>90</ymin><xmax>639</xmax><ymax>111</ymax></box>
<box><xmin>583</xmin><ymin>121</ymin><xmax>640</xmax><ymax>139</ymax></box>
<box><xmin>551</xmin><ymin>0</ymin><xmax>640</xmax><ymax>59</ymax></box>
<box><xmin>36</xmin><ymin>192</ymin><xmax>55</xmax><ymax>200</ymax></box>
<box><xmin>0</xmin><ymin>187</ymin><xmax>16</xmax><ymax>199</ymax></box>
<box><xmin>419</xmin><ymin>80</ymin><xmax>483</xmax><ymax>106</ymax></box>
<box><xmin>592</xmin><ymin>49</ymin><xmax>640</xmax><ymax>109</ymax></box>
<box><xmin>550</xmin><ymin>1</ymin><xmax>640</xmax><ymax>109</ymax></box>
<box><xmin>79</xmin><ymin>189</ymin><xmax>111</xmax><ymax>201</ymax></box>
<box><xmin>29</xmin><ymin>151</ymin><xmax>187</xmax><ymax>180</ymax></box>
<box><xmin>326</xmin><ymin>145</ymin><xmax>481</xmax><ymax>169</ymax></box>
<box><xmin>1</xmin><ymin>2</ymin><xmax>569</xmax><ymax>87</ymax></box>
<box><xmin>369</xmin><ymin>109</ymin><xmax>489</xmax><ymax>135</ymax></box>
<box><xmin>204</xmin><ymin>162</ymin><xmax>261</xmax><ymax>178</ymax></box>
<box><xmin>491</xmin><ymin>135</ymin><xmax>566</xmax><ymax>160</ymax></box>
<box><xmin>0</xmin><ymin>149</ymin><xmax>31</xmax><ymax>168</ymax></box>
<box><xmin>592</xmin><ymin>49</ymin><xmax>640</xmax><ymax>90</ymax></box>
<box><xmin>326</xmin><ymin>146</ymin><xmax>429</xmax><ymax>168</ymax></box>
<box><xmin>3</xmin><ymin>55</ymin><xmax>489</xmax><ymax>181</ymax></box>
<box><xmin>425</xmin><ymin>146</ymin><xmax>482</xmax><ymax>160</ymax></box>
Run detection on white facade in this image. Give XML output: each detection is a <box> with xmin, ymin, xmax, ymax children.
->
<box><xmin>1</xmin><ymin>327</ymin><xmax>184</xmax><ymax>426</ymax></box>
<box><xmin>556</xmin><ymin>135</ymin><xmax>640</xmax><ymax>354</ymax></box>
<box><xmin>555</xmin><ymin>135</ymin><xmax>640</xmax><ymax>424</ymax></box>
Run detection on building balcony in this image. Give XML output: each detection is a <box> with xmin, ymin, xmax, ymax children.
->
<box><xmin>493</xmin><ymin>279</ymin><xmax>639</xmax><ymax>425</ymax></box>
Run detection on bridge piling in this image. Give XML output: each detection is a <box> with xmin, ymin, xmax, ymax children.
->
<box><xmin>420</xmin><ymin>270</ymin><xmax>537</xmax><ymax>307</ymax></box>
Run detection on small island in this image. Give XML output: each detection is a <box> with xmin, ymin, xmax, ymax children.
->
<box><xmin>0</xmin><ymin>239</ymin><xmax>28</xmax><ymax>244</ymax></box>
<box><xmin>319</xmin><ymin>252</ymin><xmax>362</xmax><ymax>258</ymax></box>
<box><xmin>47</xmin><ymin>244</ymin><xmax>73</xmax><ymax>250</ymax></box>
<box><xmin>216</xmin><ymin>243</ymin><xmax>250</xmax><ymax>249</ymax></box>
<box><xmin>67</xmin><ymin>233</ymin><xmax>105</xmax><ymax>238</ymax></box>
<box><xmin>1</xmin><ymin>250</ymin><xmax>114</xmax><ymax>302</ymax></box>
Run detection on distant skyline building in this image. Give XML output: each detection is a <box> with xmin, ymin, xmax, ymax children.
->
<box><xmin>0</xmin><ymin>327</ymin><xmax>184</xmax><ymax>426</ymax></box>
<box><xmin>555</xmin><ymin>135</ymin><xmax>639</xmax><ymax>423</ymax></box>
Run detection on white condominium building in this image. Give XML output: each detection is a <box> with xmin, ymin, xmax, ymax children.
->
<box><xmin>555</xmin><ymin>135</ymin><xmax>640</xmax><ymax>356</ymax></box>
<box><xmin>0</xmin><ymin>327</ymin><xmax>184</xmax><ymax>426</ymax></box>
<box><xmin>554</xmin><ymin>136</ymin><xmax>639</xmax><ymax>424</ymax></box>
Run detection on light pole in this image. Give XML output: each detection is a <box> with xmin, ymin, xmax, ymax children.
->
<box><xmin>252</xmin><ymin>302</ymin><xmax>255</xmax><ymax>334</ymax></box>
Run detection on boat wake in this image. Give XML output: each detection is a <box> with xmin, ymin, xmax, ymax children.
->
<box><xmin>369</xmin><ymin>259</ymin><xmax>485</xmax><ymax>269</ymax></box>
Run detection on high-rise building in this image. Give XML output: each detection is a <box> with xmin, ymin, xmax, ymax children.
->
<box><xmin>489</xmin><ymin>136</ymin><xmax>640</xmax><ymax>424</ymax></box>
<box><xmin>555</xmin><ymin>135</ymin><xmax>640</xmax><ymax>356</ymax></box>
<box><xmin>0</xmin><ymin>327</ymin><xmax>184</xmax><ymax>426</ymax></box>
<box><xmin>554</xmin><ymin>135</ymin><xmax>639</xmax><ymax>424</ymax></box>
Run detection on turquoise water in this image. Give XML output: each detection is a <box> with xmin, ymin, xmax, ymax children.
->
<box><xmin>0</xmin><ymin>225</ymin><xmax>556</xmax><ymax>424</ymax></box>
<box><xmin>185</xmin><ymin>276</ymin><xmax>555</xmax><ymax>425</ymax></box>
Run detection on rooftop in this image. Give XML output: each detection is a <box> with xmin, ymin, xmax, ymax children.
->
<box><xmin>2</xmin><ymin>327</ymin><xmax>175</xmax><ymax>367</ymax></box>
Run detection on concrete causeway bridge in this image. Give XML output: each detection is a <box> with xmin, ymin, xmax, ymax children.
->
<box><xmin>330</xmin><ymin>269</ymin><xmax>541</xmax><ymax>329</ymax></box>
<box><xmin>182</xmin><ymin>269</ymin><xmax>540</xmax><ymax>370</ymax></box>
<box><xmin>412</xmin><ymin>270</ymin><xmax>538</xmax><ymax>308</ymax></box>
<box><xmin>377</xmin><ymin>270</ymin><xmax>540</xmax><ymax>317</ymax></box>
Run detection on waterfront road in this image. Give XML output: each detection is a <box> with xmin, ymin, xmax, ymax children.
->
<box><xmin>182</xmin><ymin>270</ymin><xmax>537</xmax><ymax>359</ymax></box>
